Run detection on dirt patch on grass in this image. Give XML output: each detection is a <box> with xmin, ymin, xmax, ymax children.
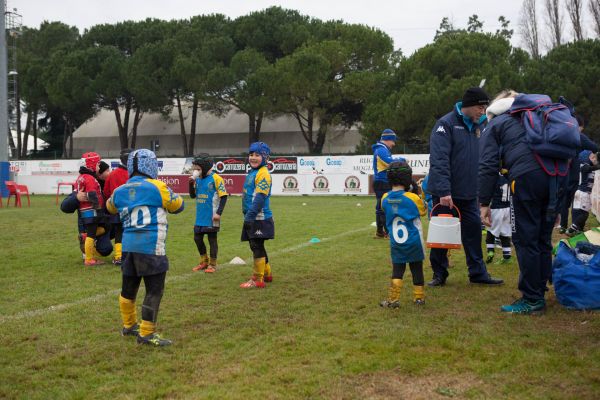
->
<box><xmin>324</xmin><ymin>371</ymin><xmax>487</xmax><ymax>399</ymax></box>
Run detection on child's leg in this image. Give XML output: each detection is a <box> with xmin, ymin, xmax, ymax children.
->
<box><xmin>500</xmin><ymin>235</ymin><xmax>512</xmax><ymax>260</ymax></box>
<box><xmin>240</xmin><ymin>239</ymin><xmax>266</xmax><ymax>287</ymax></box>
<box><xmin>571</xmin><ymin>208</ymin><xmax>589</xmax><ymax>232</ymax></box>
<box><xmin>193</xmin><ymin>230</ymin><xmax>209</xmax><ymax>270</ymax></box>
<box><xmin>139</xmin><ymin>272</ymin><xmax>166</xmax><ymax>338</ymax></box>
<box><xmin>205</xmin><ymin>233</ymin><xmax>218</xmax><ymax>273</ymax></box>
<box><xmin>381</xmin><ymin>263</ymin><xmax>405</xmax><ymax>308</ymax></box>
<box><xmin>409</xmin><ymin>261</ymin><xmax>425</xmax><ymax>303</ymax></box>
<box><xmin>84</xmin><ymin>223</ymin><xmax>100</xmax><ymax>264</ymax></box>
<box><xmin>113</xmin><ymin>223</ymin><xmax>123</xmax><ymax>263</ymax></box>
<box><xmin>264</xmin><ymin>250</ymin><xmax>272</xmax><ymax>282</ymax></box>
<box><xmin>485</xmin><ymin>231</ymin><xmax>496</xmax><ymax>262</ymax></box>
<box><xmin>120</xmin><ymin>273</ymin><xmax>142</xmax><ymax>330</ymax></box>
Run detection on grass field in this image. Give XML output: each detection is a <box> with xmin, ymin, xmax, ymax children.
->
<box><xmin>0</xmin><ymin>195</ymin><xmax>599</xmax><ymax>399</ymax></box>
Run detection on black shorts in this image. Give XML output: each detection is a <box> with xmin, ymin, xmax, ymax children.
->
<box><xmin>121</xmin><ymin>252</ymin><xmax>169</xmax><ymax>277</ymax></box>
<box><xmin>194</xmin><ymin>225</ymin><xmax>220</xmax><ymax>234</ymax></box>
<box><xmin>241</xmin><ymin>218</ymin><xmax>275</xmax><ymax>241</ymax></box>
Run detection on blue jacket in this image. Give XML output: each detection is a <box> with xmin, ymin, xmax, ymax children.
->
<box><xmin>427</xmin><ymin>103</ymin><xmax>486</xmax><ymax>200</ymax></box>
<box><xmin>372</xmin><ymin>142</ymin><xmax>404</xmax><ymax>183</ymax></box>
<box><xmin>567</xmin><ymin>133</ymin><xmax>598</xmax><ymax>188</ymax></box>
<box><xmin>478</xmin><ymin>113</ymin><xmax>542</xmax><ymax>206</ymax></box>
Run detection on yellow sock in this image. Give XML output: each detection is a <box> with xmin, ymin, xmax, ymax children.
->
<box><xmin>201</xmin><ymin>254</ymin><xmax>209</xmax><ymax>264</ymax></box>
<box><xmin>209</xmin><ymin>257</ymin><xmax>217</xmax><ymax>266</ymax></box>
<box><xmin>413</xmin><ymin>285</ymin><xmax>425</xmax><ymax>301</ymax></box>
<box><xmin>140</xmin><ymin>320</ymin><xmax>156</xmax><ymax>337</ymax></box>
<box><xmin>388</xmin><ymin>278</ymin><xmax>403</xmax><ymax>302</ymax></box>
<box><xmin>114</xmin><ymin>243</ymin><xmax>122</xmax><ymax>260</ymax></box>
<box><xmin>119</xmin><ymin>295</ymin><xmax>137</xmax><ymax>328</ymax></box>
<box><xmin>84</xmin><ymin>237</ymin><xmax>96</xmax><ymax>262</ymax></box>
<box><xmin>253</xmin><ymin>257</ymin><xmax>266</xmax><ymax>282</ymax></box>
<box><xmin>96</xmin><ymin>227</ymin><xmax>105</xmax><ymax>236</ymax></box>
<box><xmin>264</xmin><ymin>262</ymin><xmax>272</xmax><ymax>277</ymax></box>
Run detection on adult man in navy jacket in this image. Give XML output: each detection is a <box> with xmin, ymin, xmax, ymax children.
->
<box><xmin>479</xmin><ymin>92</ymin><xmax>559</xmax><ymax>314</ymax></box>
<box><xmin>372</xmin><ymin>129</ymin><xmax>404</xmax><ymax>237</ymax></box>
<box><xmin>427</xmin><ymin>87</ymin><xmax>503</xmax><ymax>286</ymax></box>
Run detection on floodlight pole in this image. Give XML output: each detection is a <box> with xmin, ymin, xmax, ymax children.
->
<box><xmin>0</xmin><ymin>0</ymin><xmax>10</xmax><ymax>197</ymax></box>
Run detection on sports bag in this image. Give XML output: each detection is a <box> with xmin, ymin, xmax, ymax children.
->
<box><xmin>552</xmin><ymin>241</ymin><xmax>600</xmax><ymax>310</ymax></box>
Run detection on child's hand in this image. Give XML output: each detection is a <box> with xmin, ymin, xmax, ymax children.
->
<box><xmin>213</xmin><ymin>214</ymin><xmax>221</xmax><ymax>222</ymax></box>
<box><xmin>76</xmin><ymin>191</ymin><xmax>88</xmax><ymax>202</ymax></box>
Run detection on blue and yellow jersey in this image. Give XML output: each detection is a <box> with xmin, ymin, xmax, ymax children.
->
<box><xmin>194</xmin><ymin>172</ymin><xmax>228</xmax><ymax>227</ymax></box>
<box><xmin>242</xmin><ymin>166</ymin><xmax>272</xmax><ymax>220</ymax></box>
<box><xmin>372</xmin><ymin>142</ymin><xmax>405</xmax><ymax>183</ymax></box>
<box><xmin>381</xmin><ymin>190</ymin><xmax>427</xmax><ymax>263</ymax></box>
<box><xmin>106</xmin><ymin>175</ymin><xmax>184</xmax><ymax>256</ymax></box>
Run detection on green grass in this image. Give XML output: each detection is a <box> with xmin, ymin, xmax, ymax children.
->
<box><xmin>0</xmin><ymin>195</ymin><xmax>599</xmax><ymax>399</ymax></box>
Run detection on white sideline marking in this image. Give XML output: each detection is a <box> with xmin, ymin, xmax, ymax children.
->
<box><xmin>0</xmin><ymin>225</ymin><xmax>372</xmax><ymax>324</ymax></box>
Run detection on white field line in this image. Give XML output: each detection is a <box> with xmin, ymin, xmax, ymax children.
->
<box><xmin>0</xmin><ymin>225</ymin><xmax>372</xmax><ymax>324</ymax></box>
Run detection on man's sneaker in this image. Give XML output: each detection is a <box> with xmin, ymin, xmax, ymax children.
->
<box><xmin>121</xmin><ymin>323</ymin><xmax>139</xmax><ymax>337</ymax></box>
<box><xmin>137</xmin><ymin>333</ymin><xmax>172</xmax><ymax>346</ymax></box>
<box><xmin>204</xmin><ymin>266</ymin><xmax>216</xmax><ymax>273</ymax></box>
<box><xmin>427</xmin><ymin>277</ymin><xmax>446</xmax><ymax>287</ymax></box>
<box><xmin>240</xmin><ymin>279</ymin><xmax>266</xmax><ymax>288</ymax></box>
<box><xmin>374</xmin><ymin>232</ymin><xmax>386</xmax><ymax>239</ymax></box>
<box><xmin>112</xmin><ymin>258</ymin><xmax>122</xmax><ymax>266</ymax></box>
<box><xmin>566</xmin><ymin>228</ymin><xmax>581</xmax><ymax>237</ymax></box>
<box><xmin>84</xmin><ymin>259</ymin><xmax>105</xmax><ymax>266</ymax></box>
<box><xmin>379</xmin><ymin>299</ymin><xmax>400</xmax><ymax>308</ymax></box>
<box><xmin>414</xmin><ymin>299</ymin><xmax>425</xmax><ymax>306</ymax></box>
<box><xmin>500</xmin><ymin>298</ymin><xmax>546</xmax><ymax>315</ymax></box>
<box><xmin>485</xmin><ymin>251</ymin><xmax>494</xmax><ymax>263</ymax></box>
<box><xmin>192</xmin><ymin>262</ymin><xmax>208</xmax><ymax>272</ymax></box>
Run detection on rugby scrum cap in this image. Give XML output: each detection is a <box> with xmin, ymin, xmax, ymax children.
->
<box><xmin>192</xmin><ymin>153</ymin><xmax>214</xmax><ymax>177</ymax></box>
<box><xmin>81</xmin><ymin>152</ymin><xmax>101</xmax><ymax>171</ymax></box>
<box><xmin>128</xmin><ymin>149</ymin><xmax>158</xmax><ymax>179</ymax></box>
<box><xmin>249</xmin><ymin>141</ymin><xmax>271</xmax><ymax>166</ymax></box>
<box><xmin>380</xmin><ymin>129</ymin><xmax>397</xmax><ymax>141</ymax></box>
<box><xmin>462</xmin><ymin>87</ymin><xmax>490</xmax><ymax>108</ymax></box>
<box><xmin>387</xmin><ymin>160</ymin><xmax>412</xmax><ymax>188</ymax></box>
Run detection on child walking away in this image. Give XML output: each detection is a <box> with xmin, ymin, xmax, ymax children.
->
<box><xmin>106</xmin><ymin>149</ymin><xmax>184</xmax><ymax>347</ymax></box>
<box><xmin>485</xmin><ymin>173</ymin><xmax>512</xmax><ymax>264</ymax></box>
<box><xmin>189</xmin><ymin>154</ymin><xmax>228</xmax><ymax>273</ymax></box>
<box><xmin>240</xmin><ymin>142</ymin><xmax>274</xmax><ymax>288</ymax></box>
<box><xmin>76</xmin><ymin>152</ymin><xmax>105</xmax><ymax>266</ymax></box>
<box><xmin>380</xmin><ymin>161</ymin><xmax>427</xmax><ymax>307</ymax></box>
<box><xmin>567</xmin><ymin>150</ymin><xmax>600</xmax><ymax>236</ymax></box>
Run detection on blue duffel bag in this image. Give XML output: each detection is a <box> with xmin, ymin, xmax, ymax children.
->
<box><xmin>552</xmin><ymin>241</ymin><xmax>600</xmax><ymax>310</ymax></box>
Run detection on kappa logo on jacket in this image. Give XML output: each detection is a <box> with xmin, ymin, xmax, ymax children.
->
<box><xmin>436</xmin><ymin>126</ymin><xmax>446</xmax><ymax>133</ymax></box>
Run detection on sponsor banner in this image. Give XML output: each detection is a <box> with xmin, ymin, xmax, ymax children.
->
<box><xmin>298</xmin><ymin>154</ymin><xmax>430</xmax><ymax>176</ymax></box>
<box><xmin>213</xmin><ymin>156</ymin><xmax>298</xmax><ymax>175</ymax></box>
<box><xmin>157</xmin><ymin>174</ymin><xmax>246</xmax><ymax>195</ymax></box>
<box><xmin>272</xmin><ymin>173</ymin><xmax>370</xmax><ymax>195</ymax></box>
<box><xmin>350</xmin><ymin>154</ymin><xmax>430</xmax><ymax>176</ymax></box>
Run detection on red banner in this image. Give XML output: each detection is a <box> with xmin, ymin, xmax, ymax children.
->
<box><xmin>157</xmin><ymin>174</ymin><xmax>246</xmax><ymax>195</ymax></box>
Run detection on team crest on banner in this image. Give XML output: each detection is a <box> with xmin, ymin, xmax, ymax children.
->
<box><xmin>312</xmin><ymin>176</ymin><xmax>330</xmax><ymax>193</ymax></box>
<box><xmin>282</xmin><ymin>176</ymin><xmax>299</xmax><ymax>193</ymax></box>
<box><xmin>344</xmin><ymin>176</ymin><xmax>361</xmax><ymax>193</ymax></box>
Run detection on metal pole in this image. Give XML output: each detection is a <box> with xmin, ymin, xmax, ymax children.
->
<box><xmin>0</xmin><ymin>0</ymin><xmax>10</xmax><ymax>197</ymax></box>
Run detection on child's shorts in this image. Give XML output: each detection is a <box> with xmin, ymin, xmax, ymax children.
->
<box><xmin>573</xmin><ymin>191</ymin><xmax>592</xmax><ymax>212</ymax></box>
<box><xmin>194</xmin><ymin>225</ymin><xmax>219</xmax><ymax>234</ymax></box>
<box><xmin>241</xmin><ymin>218</ymin><xmax>275</xmax><ymax>241</ymax></box>
<box><xmin>490</xmin><ymin>208</ymin><xmax>512</xmax><ymax>237</ymax></box>
<box><xmin>122</xmin><ymin>252</ymin><xmax>169</xmax><ymax>277</ymax></box>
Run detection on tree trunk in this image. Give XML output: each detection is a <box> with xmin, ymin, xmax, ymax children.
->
<box><xmin>62</xmin><ymin>118</ymin><xmax>69</xmax><ymax>159</ymax></box>
<box><xmin>15</xmin><ymin>88</ymin><xmax>22</xmax><ymax>159</ymax></box>
<box><xmin>520</xmin><ymin>0</ymin><xmax>540</xmax><ymax>58</ymax></box>
<box><xmin>20</xmin><ymin>111</ymin><xmax>32</xmax><ymax>158</ymax></box>
<box><xmin>248</xmin><ymin>112</ymin><xmax>263</xmax><ymax>145</ymax></box>
<box><xmin>175</xmin><ymin>92</ymin><xmax>188</xmax><ymax>156</ymax></box>
<box><xmin>7</xmin><ymin>124</ymin><xmax>16</xmax><ymax>157</ymax></box>
<box><xmin>113</xmin><ymin>102</ymin><xmax>128</xmax><ymax>149</ymax></box>
<box><xmin>544</xmin><ymin>0</ymin><xmax>562</xmax><ymax>48</ymax></box>
<box><xmin>591</xmin><ymin>0</ymin><xmax>600</xmax><ymax>37</ymax></box>
<box><xmin>188</xmin><ymin>95</ymin><xmax>199</xmax><ymax>156</ymax></box>
<box><xmin>294</xmin><ymin>109</ymin><xmax>316</xmax><ymax>153</ymax></box>
<box><xmin>33</xmin><ymin>110</ymin><xmax>38</xmax><ymax>154</ymax></box>
<box><xmin>314</xmin><ymin>116</ymin><xmax>331</xmax><ymax>155</ymax></box>
<box><xmin>566</xmin><ymin>0</ymin><xmax>585</xmax><ymax>41</ymax></box>
<box><xmin>69</xmin><ymin>121</ymin><xmax>74</xmax><ymax>158</ymax></box>
<box><xmin>131</xmin><ymin>106</ymin><xmax>142</xmax><ymax>149</ymax></box>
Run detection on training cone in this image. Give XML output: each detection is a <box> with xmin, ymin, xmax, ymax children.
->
<box><xmin>371</xmin><ymin>221</ymin><xmax>377</xmax><ymax>227</ymax></box>
<box><xmin>229</xmin><ymin>256</ymin><xmax>246</xmax><ymax>265</ymax></box>
<box><xmin>356</xmin><ymin>203</ymin><xmax>362</xmax><ymax>207</ymax></box>
<box><xmin>302</xmin><ymin>202</ymin><xmax>307</xmax><ymax>206</ymax></box>
<box><xmin>309</xmin><ymin>237</ymin><xmax>321</xmax><ymax>243</ymax></box>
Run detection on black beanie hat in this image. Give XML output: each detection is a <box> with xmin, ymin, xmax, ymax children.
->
<box><xmin>462</xmin><ymin>87</ymin><xmax>490</xmax><ymax>107</ymax></box>
<box><xmin>98</xmin><ymin>160</ymin><xmax>110</xmax><ymax>175</ymax></box>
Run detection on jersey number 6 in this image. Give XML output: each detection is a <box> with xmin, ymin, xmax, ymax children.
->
<box><xmin>392</xmin><ymin>216</ymin><xmax>408</xmax><ymax>244</ymax></box>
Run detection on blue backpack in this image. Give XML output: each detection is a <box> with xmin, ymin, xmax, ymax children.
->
<box><xmin>509</xmin><ymin>94</ymin><xmax>581</xmax><ymax>176</ymax></box>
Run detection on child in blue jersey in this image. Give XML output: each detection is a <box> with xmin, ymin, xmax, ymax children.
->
<box><xmin>189</xmin><ymin>153</ymin><xmax>228</xmax><ymax>273</ymax></box>
<box><xmin>107</xmin><ymin>149</ymin><xmax>184</xmax><ymax>347</ymax></box>
<box><xmin>240</xmin><ymin>141</ymin><xmax>274</xmax><ymax>288</ymax></box>
<box><xmin>380</xmin><ymin>161</ymin><xmax>427</xmax><ymax>307</ymax></box>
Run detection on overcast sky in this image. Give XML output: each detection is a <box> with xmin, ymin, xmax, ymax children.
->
<box><xmin>12</xmin><ymin>0</ymin><xmax>527</xmax><ymax>54</ymax></box>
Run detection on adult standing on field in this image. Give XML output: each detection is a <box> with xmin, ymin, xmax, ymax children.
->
<box><xmin>372</xmin><ymin>129</ymin><xmax>405</xmax><ymax>238</ymax></box>
<box><xmin>426</xmin><ymin>87</ymin><xmax>503</xmax><ymax>287</ymax></box>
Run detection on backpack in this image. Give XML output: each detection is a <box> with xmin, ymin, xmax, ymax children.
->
<box><xmin>553</xmin><ymin>241</ymin><xmax>600</xmax><ymax>310</ymax></box>
<box><xmin>509</xmin><ymin>94</ymin><xmax>581</xmax><ymax>176</ymax></box>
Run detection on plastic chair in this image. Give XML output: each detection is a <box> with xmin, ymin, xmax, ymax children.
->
<box><xmin>5</xmin><ymin>181</ymin><xmax>30</xmax><ymax>207</ymax></box>
<box><xmin>56</xmin><ymin>182</ymin><xmax>76</xmax><ymax>205</ymax></box>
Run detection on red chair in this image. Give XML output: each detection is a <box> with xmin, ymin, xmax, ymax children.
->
<box><xmin>56</xmin><ymin>182</ymin><xmax>76</xmax><ymax>205</ymax></box>
<box><xmin>5</xmin><ymin>181</ymin><xmax>30</xmax><ymax>207</ymax></box>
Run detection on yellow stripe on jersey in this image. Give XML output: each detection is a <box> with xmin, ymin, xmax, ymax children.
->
<box><xmin>147</xmin><ymin>178</ymin><xmax>184</xmax><ymax>212</ymax></box>
<box><xmin>106</xmin><ymin>195</ymin><xmax>117</xmax><ymax>215</ymax></box>
<box><xmin>404</xmin><ymin>192</ymin><xmax>427</xmax><ymax>216</ymax></box>
<box><xmin>213</xmin><ymin>174</ymin><xmax>228</xmax><ymax>197</ymax></box>
<box><xmin>376</xmin><ymin>156</ymin><xmax>390</xmax><ymax>173</ymax></box>
<box><xmin>381</xmin><ymin>192</ymin><xmax>389</xmax><ymax>202</ymax></box>
<box><xmin>254</xmin><ymin>166</ymin><xmax>272</xmax><ymax>196</ymax></box>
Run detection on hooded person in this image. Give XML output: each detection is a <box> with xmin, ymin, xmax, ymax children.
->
<box><xmin>372</xmin><ymin>129</ymin><xmax>405</xmax><ymax>238</ymax></box>
<box><xmin>106</xmin><ymin>149</ymin><xmax>184</xmax><ymax>346</ymax></box>
<box><xmin>240</xmin><ymin>141</ymin><xmax>275</xmax><ymax>288</ymax></box>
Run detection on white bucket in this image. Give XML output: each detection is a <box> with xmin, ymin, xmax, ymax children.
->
<box><xmin>426</xmin><ymin>204</ymin><xmax>462</xmax><ymax>249</ymax></box>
